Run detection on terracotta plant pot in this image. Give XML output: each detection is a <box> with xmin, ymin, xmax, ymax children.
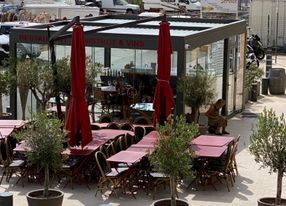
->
<box><xmin>152</xmin><ymin>198</ymin><xmax>189</xmax><ymax>206</ymax></box>
<box><xmin>258</xmin><ymin>197</ymin><xmax>286</xmax><ymax>206</ymax></box>
<box><xmin>26</xmin><ymin>189</ymin><xmax>64</xmax><ymax>206</ymax></box>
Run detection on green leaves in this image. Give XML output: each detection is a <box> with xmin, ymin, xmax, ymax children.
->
<box><xmin>14</xmin><ymin>112</ymin><xmax>67</xmax><ymax>195</ymax></box>
<box><xmin>178</xmin><ymin>70</ymin><xmax>215</xmax><ymax>109</ymax></box>
<box><xmin>249</xmin><ymin>108</ymin><xmax>286</xmax><ymax>173</ymax></box>
<box><xmin>245</xmin><ymin>64</ymin><xmax>264</xmax><ymax>90</ymax></box>
<box><xmin>149</xmin><ymin>115</ymin><xmax>199</xmax><ymax>179</ymax></box>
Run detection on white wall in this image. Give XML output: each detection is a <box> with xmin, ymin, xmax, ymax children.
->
<box><xmin>249</xmin><ymin>0</ymin><xmax>286</xmax><ymax>48</ymax></box>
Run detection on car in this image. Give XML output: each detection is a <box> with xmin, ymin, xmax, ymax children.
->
<box><xmin>0</xmin><ymin>21</ymin><xmax>43</xmax><ymax>62</ymax></box>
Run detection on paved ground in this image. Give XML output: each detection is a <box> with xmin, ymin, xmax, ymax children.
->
<box><xmin>1</xmin><ymin>55</ymin><xmax>286</xmax><ymax>206</ymax></box>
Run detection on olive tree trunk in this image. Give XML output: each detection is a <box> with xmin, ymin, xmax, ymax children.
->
<box><xmin>190</xmin><ymin>106</ymin><xmax>200</xmax><ymax>123</ymax></box>
<box><xmin>43</xmin><ymin>166</ymin><xmax>50</xmax><ymax>198</ymax></box>
<box><xmin>0</xmin><ymin>95</ymin><xmax>3</xmax><ymax>115</ymax></box>
<box><xmin>275</xmin><ymin>169</ymin><xmax>283</xmax><ymax>205</ymax></box>
<box><xmin>170</xmin><ymin>176</ymin><xmax>177</xmax><ymax>206</ymax></box>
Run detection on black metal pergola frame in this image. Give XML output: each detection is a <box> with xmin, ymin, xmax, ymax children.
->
<box><xmin>9</xmin><ymin>14</ymin><xmax>247</xmax><ymax>119</ymax></box>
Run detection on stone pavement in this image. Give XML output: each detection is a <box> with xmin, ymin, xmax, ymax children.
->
<box><xmin>1</xmin><ymin>55</ymin><xmax>286</xmax><ymax>206</ymax></box>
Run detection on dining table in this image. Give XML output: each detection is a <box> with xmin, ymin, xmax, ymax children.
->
<box><xmin>191</xmin><ymin>134</ymin><xmax>234</xmax><ymax>147</ymax></box>
<box><xmin>188</xmin><ymin>134</ymin><xmax>235</xmax><ymax>190</ymax></box>
<box><xmin>92</xmin><ymin>129</ymin><xmax>134</xmax><ymax>141</ymax></box>
<box><xmin>191</xmin><ymin>144</ymin><xmax>228</xmax><ymax>158</ymax></box>
<box><xmin>0</xmin><ymin>127</ymin><xmax>15</xmax><ymax>139</ymax></box>
<box><xmin>107</xmin><ymin>150</ymin><xmax>146</xmax><ymax>164</ymax></box>
<box><xmin>0</xmin><ymin>120</ymin><xmax>26</xmax><ymax>129</ymax></box>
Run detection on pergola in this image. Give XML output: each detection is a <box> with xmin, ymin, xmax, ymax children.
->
<box><xmin>9</xmin><ymin>14</ymin><xmax>247</xmax><ymax>119</ymax></box>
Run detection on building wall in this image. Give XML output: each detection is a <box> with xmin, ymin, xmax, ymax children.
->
<box><xmin>249</xmin><ymin>0</ymin><xmax>286</xmax><ymax>49</ymax></box>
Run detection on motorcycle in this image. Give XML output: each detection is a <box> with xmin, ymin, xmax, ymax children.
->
<box><xmin>246</xmin><ymin>44</ymin><xmax>259</xmax><ymax>69</ymax></box>
<box><xmin>247</xmin><ymin>34</ymin><xmax>265</xmax><ymax>60</ymax></box>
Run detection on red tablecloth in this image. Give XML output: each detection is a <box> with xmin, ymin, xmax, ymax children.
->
<box><xmin>192</xmin><ymin>135</ymin><xmax>234</xmax><ymax>147</ymax></box>
<box><xmin>191</xmin><ymin>144</ymin><xmax>228</xmax><ymax>158</ymax></box>
<box><xmin>107</xmin><ymin>150</ymin><xmax>146</xmax><ymax>164</ymax></box>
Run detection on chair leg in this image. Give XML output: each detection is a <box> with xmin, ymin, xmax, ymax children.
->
<box><xmin>0</xmin><ymin>168</ymin><xmax>6</xmax><ymax>185</ymax></box>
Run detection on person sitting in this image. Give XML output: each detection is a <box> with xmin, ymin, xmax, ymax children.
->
<box><xmin>205</xmin><ymin>99</ymin><xmax>229</xmax><ymax>135</ymax></box>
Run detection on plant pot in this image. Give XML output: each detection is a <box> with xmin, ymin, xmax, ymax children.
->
<box><xmin>152</xmin><ymin>198</ymin><xmax>189</xmax><ymax>206</ymax></box>
<box><xmin>0</xmin><ymin>113</ymin><xmax>13</xmax><ymax>120</ymax></box>
<box><xmin>199</xmin><ymin>125</ymin><xmax>208</xmax><ymax>135</ymax></box>
<box><xmin>258</xmin><ymin>197</ymin><xmax>286</xmax><ymax>206</ymax></box>
<box><xmin>26</xmin><ymin>189</ymin><xmax>64</xmax><ymax>206</ymax></box>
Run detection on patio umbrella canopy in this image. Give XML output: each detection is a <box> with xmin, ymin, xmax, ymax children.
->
<box><xmin>153</xmin><ymin>19</ymin><xmax>175</xmax><ymax>125</ymax></box>
<box><xmin>65</xmin><ymin>24</ymin><xmax>92</xmax><ymax>147</ymax></box>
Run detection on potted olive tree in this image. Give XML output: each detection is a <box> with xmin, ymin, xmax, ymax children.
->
<box><xmin>245</xmin><ymin>64</ymin><xmax>264</xmax><ymax>102</ymax></box>
<box><xmin>15</xmin><ymin>112</ymin><xmax>67</xmax><ymax>206</ymax></box>
<box><xmin>0</xmin><ymin>60</ymin><xmax>16</xmax><ymax>118</ymax></box>
<box><xmin>178</xmin><ymin>69</ymin><xmax>215</xmax><ymax>123</ymax></box>
<box><xmin>249</xmin><ymin>108</ymin><xmax>286</xmax><ymax>206</ymax></box>
<box><xmin>149</xmin><ymin>115</ymin><xmax>199</xmax><ymax>206</ymax></box>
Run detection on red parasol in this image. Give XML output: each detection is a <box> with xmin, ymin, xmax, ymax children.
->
<box><xmin>153</xmin><ymin>19</ymin><xmax>175</xmax><ymax>125</ymax></box>
<box><xmin>65</xmin><ymin>24</ymin><xmax>92</xmax><ymax>147</ymax></box>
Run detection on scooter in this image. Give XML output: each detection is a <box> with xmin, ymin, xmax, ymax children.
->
<box><xmin>247</xmin><ymin>34</ymin><xmax>265</xmax><ymax>60</ymax></box>
<box><xmin>246</xmin><ymin>44</ymin><xmax>259</xmax><ymax>69</ymax></box>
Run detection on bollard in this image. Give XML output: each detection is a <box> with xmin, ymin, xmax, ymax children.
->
<box><xmin>0</xmin><ymin>192</ymin><xmax>13</xmax><ymax>206</ymax></box>
<box><xmin>265</xmin><ymin>49</ymin><xmax>272</xmax><ymax>77</ymax></box>
<box><xmin>261</xmin><ymin>78</ymin><xmax>269</xmax><ymax>95</ymax></box>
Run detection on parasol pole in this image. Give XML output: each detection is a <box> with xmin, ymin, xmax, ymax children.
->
<box><xmin>48</xmin><ymin>16</ymin><xmax>80</xmax><ymax>120</ymax></box>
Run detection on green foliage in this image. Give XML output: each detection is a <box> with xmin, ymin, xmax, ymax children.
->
<box><xmin>249</xmin><ymin>108</ymin><xmax>286</xmax><ymax>204</ymax></box>
<box><xmin>0</xmin><ymin>69</ymin><xmax>15</xmax><ymax>96</ymax></box>
<box><xmin>16</xmin><ymin>57</ymin><xmax>103</xmax><ymax>110</ymax></box>
<box><xmin>14</xmin><ymin>112</ymin><xmax>67</xmax><ymax>196</ymax></box>
<box><xmin>245</xmin><ymin>64</ymin><xmax>264</xmax><ymax>90</ymax></box>
<box><xmin>55</xmin><ymin>57</ymin><xmax>71</xmax><ymax>96</ymax></box>
<box><xmin>178</xmin><ymin>70</ymin><xmax>215</xmax><ymax>109</ymax></box>
<box><xmin>249</xmin><ymin>108</ymin><xmax>286</xmax><ymax>173</ymax></box>
<box><xmin>149</xmin><ymin>115</ymin><xmax>198</xmax><ymax>182</ymax></box>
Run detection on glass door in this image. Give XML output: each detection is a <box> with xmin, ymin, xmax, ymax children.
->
<box><xmin>227</xmin><ymin>36</ymin><xmax>238</xmax><ymax>115</ymax></box>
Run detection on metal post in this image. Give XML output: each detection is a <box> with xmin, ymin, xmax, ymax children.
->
<box><xmin>47</xmin><ymin>16</ymin><xmax>80</xmax><ymax>120</ymax></box>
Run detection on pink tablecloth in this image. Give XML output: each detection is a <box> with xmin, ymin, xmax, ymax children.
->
<box><xmin>127</xmin><ymin>145</ymin><xmax>154</xmax><ymax>153</ymax></box>
<box><xmin>191</xmin><ymin>144</ymin><xmax>227</xmax><ymax>158</ymax></box>
<box><xmin>192</xmin><ymin>135</ymin><xmax>234</xmax><ymax>147</ymax></box>
<box><xmin>0</xmin><ymin>127</ymin><xmax>15</xmax><ymax>138</ymax></box>
<box><xmin>107</xmin><ymin>150</ymin><xmax>146</xmax><ymax>164</ymax></box>
<box><xmin>0</xmin><ymin>120</ymin><xmax>26</xmax><ymax>128</ymax></box>
<box><xmin>143</xmin><ymin>130</ymin><xmax>159</xmax><ymax>139</ymax></box>
<box><xmin>92</xmin><ymin>129</ymin><xmax>134</xmax><ymax>140</ymax></box>
<box><xmin>47</xmin><ymin>106</ymin><xmax>66</xmax><ymax>113</ymax></box>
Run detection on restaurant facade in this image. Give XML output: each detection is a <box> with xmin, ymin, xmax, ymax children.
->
<box><xmin>9</xmin><ymin>14</ymin><xmax>247</xmax><ymax>119</ymax></box>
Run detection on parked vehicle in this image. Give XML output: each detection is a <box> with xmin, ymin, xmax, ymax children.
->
<box><xmin>246</xmin><ymin>44</ymin><xmax>259</xmax><ymax>69</ymax></box>
<box><xmin>166</xmin><ymin>0</ymin><xmax>201</xmax><ymax>12</ymax></box>
<box><xmin>143</xmin><ymin>0</ymin><xmax>200</xmax><ymax>12</ymax></box>
<box><xmin>100</xmin><ymin>0</ymin><xmax>140</xmax><ymax>13</ymax></box>
<box><xmin>23</xmin><ymin>3</ymin><xmax>100</xmax><ymax>20</ymax></box>
<box><xmin>247</xmin><ymin>34</ymin><xmax>265</xmax><ymax>60</ymax></box>
<box><xmin>0</xmin><ymin>4</ymin><xmax>22</xmax><ymax>13</ymax></box>
<box><xmin>0</xmin><ymin>21</ymin><xmax>43</xmax><ymax>61</ymax></box>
